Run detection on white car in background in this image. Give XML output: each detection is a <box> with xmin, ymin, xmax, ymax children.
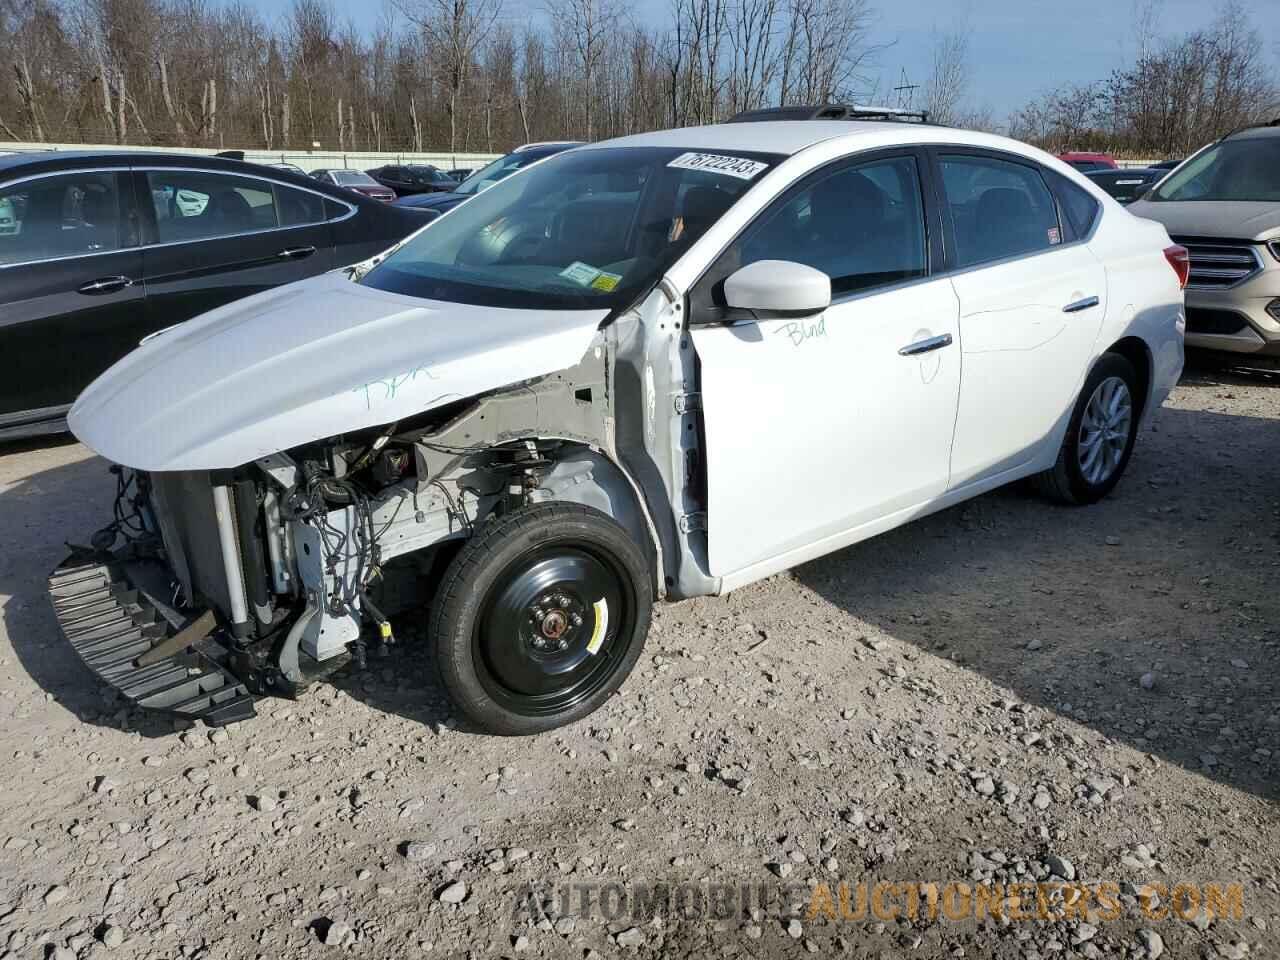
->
<box><xmin>0</xmin><ymin>195</ymin><xmax>18</xmax><ymax>235</ymax></box>
<box><xmin>55</xmin><ymin>111</ymin><xmax>1186</xmax><ymax>736</ymax></box>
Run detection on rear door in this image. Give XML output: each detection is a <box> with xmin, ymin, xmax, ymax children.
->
<box><xmin>934</xmin><ymin>150</ymin><xmax>1107</xmax><ymax>489</ymax></box>
<box><xmin>0</xmin><ymin>168</ymin><xmax>144</xmax><ymax>424</ymax></box>
<box><xmin>137</xmin><ymin>167</ymin><xmax>337</xmax><ymax>329</ymax></box>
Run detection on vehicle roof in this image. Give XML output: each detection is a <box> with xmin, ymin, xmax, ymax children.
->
<box><xmin>0</xmin><ymin>149</ymin><xmax>318</xmax><ymax>179</ymax></box>
<box><xmin>1226</xmin><ymin>122</ymin><xmax>1280</xmax><ymax>141</ymax></box>
<box><xmin>1058</xmin><ymin>151</ymin><xmax>1114</xmax><ymax>158</ymax></box>
<box><xmin>514</xmin><ymin>141</ymin><xmax>584</xmax><ymax>153</ymax></box>
<box><xmin>581</xmin><ymin>121</ymin><xmax>1056</xmax><ymax>163</ymax></box>
<box><xmin>0</xmin><ymin>150</ymin><xmax>391</xmax><ymax>208</ymax></box>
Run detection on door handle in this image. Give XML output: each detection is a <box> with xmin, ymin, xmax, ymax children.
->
<box><xmin>1063</xmin><ymin>296</ymin><xmax>1100</xmax><ymax>313</ymax></box>
<box><xmin>78</xmin><ymin>276</ymin><xmax>134</xmax><ymax>294</ymax></box>
<box><xmin>898</xmin><ymin>332</ymin><xmax>953</xmax><ymax>356</ymax></box>
<box><xmin>278</xmin><ymin>246</ymin><xmax>317</xmax><ymax>260</ymax></box>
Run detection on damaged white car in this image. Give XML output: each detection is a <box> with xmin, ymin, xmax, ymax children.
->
<box><xmin>50</xmin><ymin>114</ymin><xmax>1186</xmax><ymax>734</ymax></box>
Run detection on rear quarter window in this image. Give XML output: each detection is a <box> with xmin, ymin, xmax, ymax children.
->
<box><xmin>1047</xmin><ymin>171</ymin><xmax>1101</xmax><ymax>239</ymax></box>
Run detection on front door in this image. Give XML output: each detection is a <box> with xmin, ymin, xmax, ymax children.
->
<box><xmin>0</xmin><ymin>169</ymin><xmax>144</xmax><ymax>424</ymax></box>
<box><xmin>137</xmin><ymin>168</ymin><xmax>335</xmax><ymax>330</ymax></box>
<box><xmin>934</xmin><ymin>151</ymin><xmax>1108</xmax><ymax>489</ymax></box>
<box><xmin>689</xmin><ymin>152</ymin><xmax>961</xmax><ymax>578</ymax></box>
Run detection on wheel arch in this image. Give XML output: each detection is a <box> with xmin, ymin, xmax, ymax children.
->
<box><xmin>1101</xmin><ymin>335</ymin><xmax>1153</xmax><ymax>420</ymax></box>
<box><xmin>512</xmin><ymin>440</ymin><xmax>665</xmax><ymax>600</ymax></box>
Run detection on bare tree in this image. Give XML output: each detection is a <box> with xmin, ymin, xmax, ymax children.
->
<box><xmin>546</xmin><ymin>0</ymin><xmax>620</xmax><ymax>139</ymax></box>
<box><xmin>922</xmin><ymin>25</ymin><xmax>970</xmax><ymax>125</ymax></box>
<box><xmin>396</xmin><ymin>0</ymin><xmax>504</xmax><ymax>152</ymax></box>
<box><xmin>778</xmin><ymin>0</ymin><xmax>881</xmax><ymax>105</ymax></box>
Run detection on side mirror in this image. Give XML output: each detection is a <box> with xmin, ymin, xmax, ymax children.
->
<box><xmin>724</xmin><ymin>260</ymin><xmax>831</xmax><ymax>318</ymax></box>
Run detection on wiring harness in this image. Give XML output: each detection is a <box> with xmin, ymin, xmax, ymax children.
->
<box><xmin>284</xmin><ymin>470</ymin><xmax>395</xmax><ymax>667</ymax></box>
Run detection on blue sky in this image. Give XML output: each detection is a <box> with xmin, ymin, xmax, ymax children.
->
<box><xmin>256</xmin><ymin>0</ymin><xmax>1279</xmax><ymax>120</ymax></box>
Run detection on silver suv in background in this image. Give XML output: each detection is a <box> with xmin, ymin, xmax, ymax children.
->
<box><xmin>1129</xmin><ymin>121</ymin><xmax>1280</xmax><ymax>355</ymax></box>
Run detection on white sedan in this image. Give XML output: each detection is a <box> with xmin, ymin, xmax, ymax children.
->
<box><xmin>61</xmin><ymin>116</ymin><xmax>1185</xmax><ymax>735</ymax></box>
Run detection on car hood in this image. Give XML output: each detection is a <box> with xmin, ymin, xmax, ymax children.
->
<box><xmin>396</xmin><ymin>192</ymin><xmax>463</xmax><ymax>210</ymax></box>
<box><xmin>1127</xmin><ymin>199</ymin><xmax>1280</xmax><ymax>242</ymax></box>
<box><xmin>69</xmin><ymin>272</ymin><xmax>608</xmax><ymax>471</ymax></box>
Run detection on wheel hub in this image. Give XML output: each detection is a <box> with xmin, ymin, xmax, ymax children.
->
<box><xmin>1078</xmin><ymin>375</ymin><xmax>1132</xmax><ymax>486</ymax></box>
<box><xmin>476</xmin><ymin>548</ymin><xmax>628</xmax><ymax>713</ymax></box>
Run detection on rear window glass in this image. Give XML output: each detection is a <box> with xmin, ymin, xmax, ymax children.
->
<box><xmin>940</xmin><ymin>155</ymin><xmax>1062</xmax><ymax>267</ymax></box>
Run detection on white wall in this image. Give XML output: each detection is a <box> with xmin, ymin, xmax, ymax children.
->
<box><xmin>0</xmin><ymin>141</ymin><xmax>501</xmax><ymax>173</ymax></box>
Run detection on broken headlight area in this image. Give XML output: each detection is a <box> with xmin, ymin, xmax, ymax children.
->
<box><xmin>49</xmin><ymin>414</ymin><xmax>562</xmax><ymax>724</ymax></box>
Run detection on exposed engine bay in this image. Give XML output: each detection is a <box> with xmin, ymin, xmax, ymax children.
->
<box><xmin>54</xmin><ymin>289</ymin><xmax>714</xmax><ymax>722</ymax></box>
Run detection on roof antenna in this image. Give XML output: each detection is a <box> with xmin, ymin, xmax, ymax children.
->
<box><xmin>893</xmin><ymin>69</ymin><xmax>918</xmax><ymax>112</ymax></box>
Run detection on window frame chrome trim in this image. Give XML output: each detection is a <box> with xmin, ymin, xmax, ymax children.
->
<box><xmin>0</xmin><ymin>163</ymin><xmax>357</xmax><ymax>270</ymax></box>
<box><xmin>136</xmin><ymin>165</ymin><xmax>357</xmax><ymax>248</ymax></box>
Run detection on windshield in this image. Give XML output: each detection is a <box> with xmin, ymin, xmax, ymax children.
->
<box><xmin>362</xmin><ymin>146</ymin><xmax>780</xmax><ymax>310</ymax></box>
<box><xmin>335</xmin><ymin>171</ymin><xmax>377</xmax><ymax>186</ymax></box>
<box><xmin>455</xmin><ymin>150</ymin><xmax>560</xmax><ymax>196</ymax></box>
<box><xmin>407</xmin><ymin>165</ymin><xmax>451</xmax><ymax>183</ymax></box>
<box><xmin>1151</xmin><ymin>138</ymin><xmax>1280</xmax><ymax>202</ymax></box>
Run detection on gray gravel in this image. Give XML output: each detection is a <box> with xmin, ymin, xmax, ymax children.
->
<box><xmin>0</xmin><ymin>356</ymin><xmax>1277</xmax><ymax>959</ymax></box>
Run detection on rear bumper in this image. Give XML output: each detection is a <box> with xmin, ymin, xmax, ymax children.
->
<box><xmin>48</xmin><ymin>559</ymin><xmax>256</xmax><ymax>726</ymax></box>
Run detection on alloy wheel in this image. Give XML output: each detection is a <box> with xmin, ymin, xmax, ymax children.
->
<box><xmin>1077</xmin><ymin>375</ymin><xmax>1133</xmax><ymax>486</ymax></box>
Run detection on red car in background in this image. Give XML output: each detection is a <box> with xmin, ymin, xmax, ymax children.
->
<box><xmin>309</xmin><ymin>168</ymin><xmax>397</xmax><ymax>202</ymax></box>
<box><xmin>1057</xmin><ymin>151</ymin><xmax>1119</xmax><ymax>172</ymax></box>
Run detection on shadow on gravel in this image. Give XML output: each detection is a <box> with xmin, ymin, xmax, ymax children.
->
<box><xmin>793</xmin><ymin>382</ymin><xmax>1279</xmax><ymax>802</ymax></box>
<box><xmin>0</xmin><ymin>440</ymin><xmax>176</xmax><ymax>736</ymax></box>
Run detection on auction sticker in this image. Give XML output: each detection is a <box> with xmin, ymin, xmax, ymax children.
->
<box><xmin>560</xmin><ymin>261</ymin><xmax>602</xmax><ymax>285</ymax></box>
<box><xmin>667</xmin><ymin>152</ymin><xmax>768</xmax><ymax>180</ymax></box>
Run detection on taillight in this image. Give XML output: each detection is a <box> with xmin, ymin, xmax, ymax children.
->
<box><xmin>1164</xmin><ymin>244</ymin><xmax>1190</xmax><ymax>289</ymax></box>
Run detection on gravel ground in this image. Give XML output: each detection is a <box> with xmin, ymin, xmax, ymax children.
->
<box><xmin>1</xmin><ymin>355</ymin><xmax>1277</xmax><ymax>960</ymax></box>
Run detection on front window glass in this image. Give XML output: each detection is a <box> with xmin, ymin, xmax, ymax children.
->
<box><xmin>0</xmin><ymin>172</ymin><xmax>124</xmax><ymax>265</ymax></box>
<box><xmin>726</xmin><ymin>156</ymin><xmax>928</xmax><ymax>297</ymax></box>
<box><xmin>1151</xmin><ymin>138</ymin><xmax>1280</xmax><ymax>202</ymax></box>
<box><xmin>147</xmin><ymin>171</ymin><xmax>278</xmax><ymax>242</ymax></box>
<box><xmin>362</xmin><ymin>146</ymin><xmax>780</xmax><ymax>310</ymax></box>
<box><xmin>940</xmin><ymin>155</ymin><xmax>1062</xmax><ymax>267</ymax></box>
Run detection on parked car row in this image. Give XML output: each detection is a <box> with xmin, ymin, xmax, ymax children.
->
<box><xmin>0</xmin><ymin>151</ymin><xmax>423</xmax><ymax>439</ymax></box>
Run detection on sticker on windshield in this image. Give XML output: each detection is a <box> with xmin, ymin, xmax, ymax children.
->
<box><xmin>560</xmin><ymin>261</ymin><xmax>601</xmax><ymax>286</ymax></box>
<box><xmin>591</xmin><ymin>271</ymin><xmax>621</xmax><ymax>292</ymax></box>
<box><xmin>559</xmin><ymin>261</ymin><xmax>623</xmax><ymax>292</ymax></box>
<box><xmin>1047</xmin><ymin>226</ymin><xmax>1062</xmax><ymax>245</ymax></box>
<box><xmin>667</xmin><ymin>152</ymin><xmax>768</xmax><ymax>180</ymax></box>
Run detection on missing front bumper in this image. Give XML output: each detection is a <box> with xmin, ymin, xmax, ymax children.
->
<box><xmin>48</xmin><ymin>560</ymin><xmax>256</xmax><ymax>726</ymax></box>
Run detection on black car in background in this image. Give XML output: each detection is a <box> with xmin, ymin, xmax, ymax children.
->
<box><xmin>1085</xmin><ymin>167</ymin><xmax>1164</xmax><ymax>204</ymax></box>
<box><xmin>395</xmin><ymin>142</ymin><xmax>583</xmax><ymax>220</ymax></box>
<box><xmin>0</xmin><ymin>151</ymin><xmax>422</xmax><ymax>440</ymax></box>
<box><xmin>366</xmin><ymin>164</ymin><xmax>458</xmax><ymax>196</ymax></box>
